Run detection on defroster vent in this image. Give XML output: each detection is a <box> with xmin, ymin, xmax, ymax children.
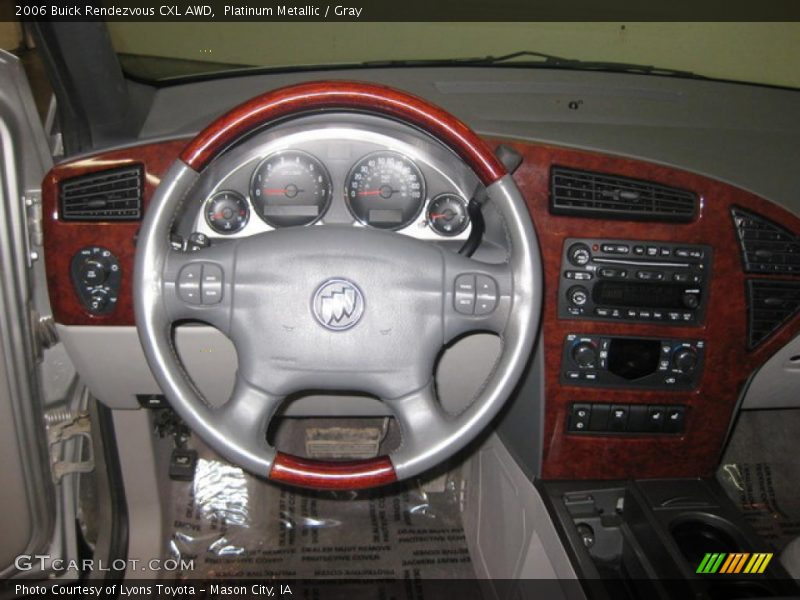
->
<box><xmin>731</xmin><ymin>207</ymin><xmax>800</xmax><ymax>274</ymax></box>
<box><xmin>550</xmin><ymin>166</ymin><xmax>697</xmax><ymax>222</ymax></box>
<box><xmin>60</xmin><ymin>165</ymin><xmax>144</xmax><ymax>221</ymax></box>
<box><xmin>746</xmin><ymin>280</ymin><xmax>800</xmax><ymax>349</ymax></box>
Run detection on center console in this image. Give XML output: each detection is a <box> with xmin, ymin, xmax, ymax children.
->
<box><xmin>541</xmin><ymin>479</ymin><xmax>799</xmax><ymax>600</ymax></box>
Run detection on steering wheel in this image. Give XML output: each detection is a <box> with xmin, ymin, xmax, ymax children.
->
<box><xmin>134</xmin><ymin>81</ymin><xmax>541</xmax><ymax>490</ymax></box>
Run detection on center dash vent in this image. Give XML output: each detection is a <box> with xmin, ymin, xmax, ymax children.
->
<box><xmin>60</xmin><ymin>165</ymin><xmax>144</xmax><ymax>221</ymax></box>
<box><xmin>746</xmin><ymin>280</ymin><xmax>800</xmax><ymax>349</ymax></box>
<box><xmin>731</xmin><ymin>207</ymin><xmax>800</xmax><ymax>274</ymax></box>
<box><xmin>550</xmin><ymin>166</ymin><xmax>697</xmax><ymax>222</ymax></box>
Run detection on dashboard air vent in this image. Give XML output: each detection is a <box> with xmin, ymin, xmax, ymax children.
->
<box><xmin>550</xmin><ymin>166</ymin><xmax>697</xmax><ymax>222</ymax></box>
<box><xmin>60</xmin><ymin>165</ymin><xmax>144</xmax><ymax>221</ymax></box>
<box><xmin>746</xmin><ymin>280</ymin><xmax>800</xmax><ymax>349</ymax></box>
<box><xmin>731</xmin><ymin>207</ymin><xmax>800</xmax><ymax>274</ymax></box>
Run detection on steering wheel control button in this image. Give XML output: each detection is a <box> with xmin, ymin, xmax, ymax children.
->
<box><xmin>454</xmin><ymin>274</ymin><xmax>476</xmax><ymax>314</ymax></box>
<box><xmin>177</xmin><ymin>263</ymin><xmax>202</xmax><ymax>305</ymax></box>
<box><xmin>312</xmin><ymin>279</ymin><xmax>365</xmax><ymax>331</ymax></box>
<box><xmin>70</xmin><ymin>246</ymin><xmax>122</xmax><ymax>315</ymax></box>
<box><xmin>201</xmin><ymin>264</ymin><xmax>223</xmax><ymax>304</ymax></box>
<box><xmin>474</xmin><ymin>274</ymin><xmax>499</xmax><ymax>315</ymax></box>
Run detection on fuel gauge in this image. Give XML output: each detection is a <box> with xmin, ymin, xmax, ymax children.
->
<box><xmin>427</xmin><ymin>193</ymin><xmax>469</xmax><ymax>236</ymax></box>
<box><xmin>205</xmin><ymin>190</ymin><xmax>249</xmax><ymax>234</ymax></box>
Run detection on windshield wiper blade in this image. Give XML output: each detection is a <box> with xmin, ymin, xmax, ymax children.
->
<box><xmin>361</xmin><ymin>50</ymin><xmax>705</xmax><ymax>79</ymax></box>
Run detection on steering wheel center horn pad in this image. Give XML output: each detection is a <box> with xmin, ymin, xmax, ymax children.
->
<box><xmin>134</xmin><ymin>81</ymin><xmax>542</xmax><ymax>490</ymax></box>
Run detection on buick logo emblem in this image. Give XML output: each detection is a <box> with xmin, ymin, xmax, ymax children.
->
<box><xmin>312</xmin><ymin>279</ymin><xmax>364</xmax><ymax>331</ymax></box>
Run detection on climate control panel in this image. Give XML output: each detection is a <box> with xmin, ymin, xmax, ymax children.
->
<box><xmin>70</xmin><ymin>246</ymin><xmax>121</xmax><ymax>315</ymax></box>
<box><xmin>561</xmin><ymin>333</ymin><xmax>705</xmax><ymax>390</ymax></box>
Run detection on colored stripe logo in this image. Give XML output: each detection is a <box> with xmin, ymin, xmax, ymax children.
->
<box><xmin>696</xmin><ymin>552</ymin><xmax>773</xmax><ymax>574</ymax></box>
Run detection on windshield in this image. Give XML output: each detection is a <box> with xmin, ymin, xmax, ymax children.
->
<box><xmin>108</xmin><ymin>22</ymin><xmax>800</xmax><ymax>89</ymax></box>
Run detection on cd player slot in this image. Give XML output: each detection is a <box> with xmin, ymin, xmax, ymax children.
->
<box><xmin>592</xmin><ymin>257</ymin><xmax>692</xmax><ymax>269</ymax></box>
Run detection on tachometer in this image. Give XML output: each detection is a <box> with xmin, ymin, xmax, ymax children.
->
<box><xmin>345</xmin><ymin>151</ymin><xmax>426</xmax><ymax>230</ymax></box>
<box><xmin>205</xmin><ymin>190</ymin><xmax>249</xmax><ymax>234</ymax></box>
<box><xmin>250</xmin><ymin>150</ymin><xmax>332</xmax><ymax>228</ymax></box>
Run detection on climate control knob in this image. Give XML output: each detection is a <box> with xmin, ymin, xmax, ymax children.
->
<box><xmin>567</xmin><ymin>285</ymin><xmax>589</xmax><ymax>307</ymax></box>
<box><xmin>671</xmin><ymin>347</ymin><xmax>698</xmax><ymax>374</ymax></box>
<box><xmin>572</xmin><ymin>342</ymin><xmax>598</xmax><ymax>368</ymax></box>
<box><xmin>567</xmin><ymin>243</ymin><xmax>591</xmax><ymax>266</ymax></box>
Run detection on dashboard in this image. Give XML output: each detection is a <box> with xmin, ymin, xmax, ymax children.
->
<box><xmin>39</xmin><ymin>71</ymin><xmax>800</xmax><ymax>484</ymax></box>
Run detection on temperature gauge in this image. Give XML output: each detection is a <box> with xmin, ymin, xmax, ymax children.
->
<box><xmin>427</xmin><ymin>193</ymin><xmax>469</xmax><ymax>236</ymax></box>
<box><xmin>205</xmin><ymin>191</ymin><xmax>249</xmax><ymax>234</ymax></box>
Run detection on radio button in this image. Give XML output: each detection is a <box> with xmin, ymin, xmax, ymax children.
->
<box><xmin>601</xmin><ymin>244</ymin><xmax>630</xmax><ymax>254</ymax></box>
<box><xmin>682</xmin><ymin>292</ymin><xmax>700</xmax><ymax>309</ymax></box>
<box><xmin>599</xmin><ymin>268</ymin><xmax>627</xmax><ymax>279</ymax></box>
<box><xmin>636</xmin><ymin>270</ymin><xmax>664</xmax><ymax>281</ymax></box>
<box><xmin>567</xmin><ymin>286</ymin><xmax>589</xmax><ymax>307</ymax></box>
<box><xmin>675</xmin><ymin>248</ymin><xmax>704</xmax><ymax>259</ymax></box>
<box><xmin>565</xmin><ymin>270</ymin><xmax>593</xmax><ymax>281</ymax></box>
<box><xmin>568</xmin><ymin>243</ymin><xmax>592</xmax><ymax>266</ymax></box>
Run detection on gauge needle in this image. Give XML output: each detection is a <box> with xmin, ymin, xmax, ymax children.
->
<box><xmin>358</xmin><ymin>188</ymin><xmax>400</xmax><ymax>197</ymax></box>
<box><xmin>263</xmin><ymin>188</ymin><xmax>304</xmax><ymax>195</ymax></box>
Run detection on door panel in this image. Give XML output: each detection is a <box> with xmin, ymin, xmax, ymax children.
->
<box><xmin>0</xmin><ymin>49</ymin><xmax>56</xmax><ymax>577</ymax></box>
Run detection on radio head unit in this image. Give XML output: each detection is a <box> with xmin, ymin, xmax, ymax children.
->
<box><xmin>558</xmin><ymin>238</ymin><xmax>711</xmax><ymax>325</ymax></box>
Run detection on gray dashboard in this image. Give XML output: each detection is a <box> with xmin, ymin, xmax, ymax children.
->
<box><xmin>133</xmin><ymin>67</ymin><xmax>800</xmax><ymax>215</ymax></box>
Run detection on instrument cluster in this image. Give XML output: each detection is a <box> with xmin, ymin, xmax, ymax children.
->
<box><xmin>191</xmin><ymin>114</ymin><xmax>477</xmax><ymax>241</ymax></box>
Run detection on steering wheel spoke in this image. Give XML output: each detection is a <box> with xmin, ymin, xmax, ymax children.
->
<box><xmin>386</xmin><ymin>382</ymin><xmax>452</xmax><ymax>468</ymax></box>
<box><xmin>162</xmin><ymin>244</ymin><xmax>236</xmax><ymax>333</ymax></box>
<box><xmin>217</xmin><ymin>375</ymin><xmax>284</xmax><ymax>447</ymax></box>
<box><xmin>442</xmin><ymin>251</ymin><xmax>513</xmax><ymax>342</ymax></box>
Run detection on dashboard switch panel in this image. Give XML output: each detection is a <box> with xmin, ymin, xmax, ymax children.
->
<box><xmin>558</xmin><ymin>238</ymin><xmax>711</xmax><ymax>325</ymax></box>
<box><xmin>70</xmin><ymin>247</ymin><xmax>121</xmax><ymax>315</ymax></box>
<box><xmin>568</xmin><ymin>402</ymin><xmax>686</xmax><ymax>435</ymax></box>
<box><xmin>561</xmin><ymin>333</ymin><xmax>705</xmax><ymax>390</ymax></box>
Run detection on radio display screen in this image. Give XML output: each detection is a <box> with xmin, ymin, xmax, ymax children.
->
<box><xmin>593</xmin><ymin>281</ymin><xmax>692</xmax><ymax>309</ymax></box>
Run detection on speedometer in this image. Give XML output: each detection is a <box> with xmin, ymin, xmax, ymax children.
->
<box><xmin>345</xmin><ymin>151</ymin><xmax>426</xmax><ymax>230</ymax></box>
<box><xmin>250</xmin><ymin>150</ymin><xmax>332</xmax><ymax>228</ymax></box>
